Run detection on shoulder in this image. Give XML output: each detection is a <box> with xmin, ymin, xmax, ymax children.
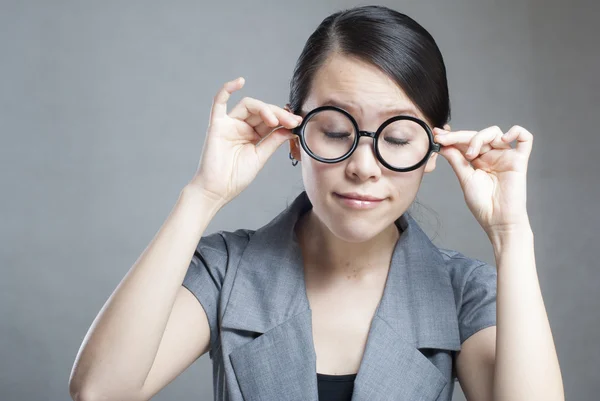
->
<box><xmin>437</xmin><ymin>247</ymin><xmax>498</xmax><ymax>344</ymax></box>
<box><xmin>436</xmin><ymin>248</ymin><xmax>498</xmax><ymax>313</ymax></box>
<box><xmin>186</xmin><ymin>228</ymin><xmax>257</xmax><ymax>280</ymax></box>
<box><xmin>197</xmin><ymin>228</ymin><xmax>256</xmax><ymax>257</ymax></box>
<box><xmin>437</xmin><ymin>247</ymin><xmax>494</xmax><ymax>280</ymax></box>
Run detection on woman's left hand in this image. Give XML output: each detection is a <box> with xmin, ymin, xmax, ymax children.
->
<box><xmin>432</xmin><ymin>125</ymin><xmax>534</xmax><ymax>237</ymax></box>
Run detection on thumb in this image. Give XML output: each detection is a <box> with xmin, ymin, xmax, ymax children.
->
<box><xmin>255</xmin><ymin>127</ymin><xmax>296</xmax><ymax>167</ymax></box>
<box><xmin>439</xmin><ymin>145</ymin><xmax>474</xmax><ymax>186</ymax></box>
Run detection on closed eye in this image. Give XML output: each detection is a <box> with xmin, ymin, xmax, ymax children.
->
<box><xmin>384</xmin><ymin>137</ymin><xmax>409</xmax><ymax>146</ymax></box>
<box><xmin>325</xmin><ymin>131</ymin><xmax>352</xmax><ymax>140</ymax></box>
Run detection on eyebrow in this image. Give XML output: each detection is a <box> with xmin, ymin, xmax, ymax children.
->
<box><xmin>318</xmin><ymin>98</ymin><xmax>421</xmax><ymax>118</ymax></box>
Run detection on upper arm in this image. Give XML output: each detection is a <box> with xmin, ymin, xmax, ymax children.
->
<box><xmin>452</xmin><ymin>255</ymin><xmax>498</xmax><ymax>401</ymax></box>
<box><xmin>454</xmin><ymin>260</ymin><xmax>498</xmax><ymax>400</ymax></box>
<box><xmin>457</xmin><ymin>262</ymin><xmax>497</xmax><ymax>345</ymax></box>
<box><xmin>456</xmin><ymin>325</ymin><xmax>496</xmax><ymax>401</ymax></box>
<box><xmin>138</xmin><ymin>231</ymin><xmax>239</xmax><ymax>400</ymax></box>
<box><xmin>138</xmin><ymin>285</ymin><xmax>212</xmax><ymax>400</ymax></box>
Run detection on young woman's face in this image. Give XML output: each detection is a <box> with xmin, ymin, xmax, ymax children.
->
<box><xmin>289</xmin><ymin>53</ymin><xmax>444</xmax><ymax>243</ymax></box>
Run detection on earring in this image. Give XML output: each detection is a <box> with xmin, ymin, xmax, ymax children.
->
<box><xmin>289</xmin><ymin>151</ymin><xmax>299</xmax><ymax>166</ymax></box>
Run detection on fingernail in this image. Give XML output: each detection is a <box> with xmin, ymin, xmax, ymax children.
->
<box><xmin>466</xmin><ymin>146</ymin><xmax>475</xmax><ymax>156</ymax></box>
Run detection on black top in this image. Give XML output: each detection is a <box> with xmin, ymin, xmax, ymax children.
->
<box><xmin>317</xmin><ymin>372</ymin><xmax>357</xmax><ymax>401</ymax></box>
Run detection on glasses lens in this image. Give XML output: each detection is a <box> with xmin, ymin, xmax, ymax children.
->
<box><xmin>304</xmin><ymin>110</ymin><xmax>356</xmax><ymax>160</ymax></box>
<box><xmin>377</xmin><ymin>119</ymin><xmax>430</xmax><ymax>169</ymax></box>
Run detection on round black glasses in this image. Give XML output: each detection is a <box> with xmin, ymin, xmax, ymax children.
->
<box><xmin>291</xmin><ymin>105</ymin><xmax>442</xmax><ymax>172</ymax></box>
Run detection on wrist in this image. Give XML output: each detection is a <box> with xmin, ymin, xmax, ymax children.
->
<box><xmin>488</xmin><ymin>222</ymin><xmax>534</xmax><ymax>255</ymax></box>
<box><xmin>180</xmin><ymin>184</ymin><xmax>227</xmax><ymax>217</ymax></box>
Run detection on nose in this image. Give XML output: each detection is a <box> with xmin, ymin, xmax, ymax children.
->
<box><xmin>344</xmin><ymin>135</ymin><xmax>382</xmax><ymax>181</ymax></box>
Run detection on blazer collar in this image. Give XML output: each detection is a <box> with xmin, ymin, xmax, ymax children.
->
<box><xmin>221</xmin><ymin>191</ymin><xmax>461</xmax><ymax>400</ymax></box>
<box><xmin>221</xmin><ymin>190</ymin><xmax>460</xmax><ymax>349</ymax></box>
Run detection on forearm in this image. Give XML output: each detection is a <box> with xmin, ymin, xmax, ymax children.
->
<box><xmin>69</xmin><ymin>185</ymin><xmax>223</xmax><ymax>399</ymax></box>
<box><xmin>489</xmin><ymin>223</ymin><xmax>564</xmax><ymax>401</ymax></box>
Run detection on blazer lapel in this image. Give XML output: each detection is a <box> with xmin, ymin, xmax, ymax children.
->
<box><xmin>221</xmin><ymin>192</ymin><xmax>318</xmax><ymax>400</ymax></box>
<box><xmin>351</xmin><ymin>211</ymin><xmax>462</xmax><ymax>400</ymax></box>
<box><xmin>220</xmin><ymin>191</ymin><xmax>461</xmax><ymax>401</ymax></box>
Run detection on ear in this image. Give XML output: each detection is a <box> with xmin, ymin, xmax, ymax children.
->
<box><xmin>424</xmin><ymin>123</ymin><xmax>451</xmax><ymax>174</ymax></box>
<box><xmin>285</xmin><ymin>103</ymin><xmax>302</xmax><ymax>162</ymax></box>
<box><xmin>289</xmin><ymin>135</ymin><xmax>302</xmax><ymax>161</ymax></box>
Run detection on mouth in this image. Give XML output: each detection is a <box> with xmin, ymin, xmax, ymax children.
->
<box><xmin>335</xmin><ymin>192</ymin><xmax>385</xmax><ymax>201</ymax></box>
<box><xmin>333</xmin><ymin>192</ymin><xmax>386</xmax><ymax>209</ymax></box>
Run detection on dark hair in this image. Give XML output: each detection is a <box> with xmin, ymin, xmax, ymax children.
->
<box><xmin>288</xmin><ymin>5</ymin><xmax>451</xmax><ymax>128</ymax></box>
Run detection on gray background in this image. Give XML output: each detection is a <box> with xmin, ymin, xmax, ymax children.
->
<box><xmin>1</xmin><ymin>0</ymin><xmax>598</xmax><ymax>400</ymax></box>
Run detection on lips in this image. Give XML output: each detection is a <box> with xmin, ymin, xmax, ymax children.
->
<box><xmin>335</xmin><ymin>192</ymin><xmax>384</xmax><ymax>201</ymax></box>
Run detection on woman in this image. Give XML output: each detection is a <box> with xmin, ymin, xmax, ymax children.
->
<box><xmin>69</xmin><ymin>5</ymin><xmax>564</xmax><ymax>401</ymax></box>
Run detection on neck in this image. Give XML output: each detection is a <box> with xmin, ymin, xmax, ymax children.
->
<box><xmin>296</xmin><ymin>209</ymin><xmax>400</xmax><ymax>279</ymax></box>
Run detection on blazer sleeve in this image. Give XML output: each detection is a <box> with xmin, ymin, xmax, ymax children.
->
<box><xmin>182</xmin><ymin>228</ymin><xmax>252</xmax><ymax>353</ymax></box>
<box><xmin>458</xmin><ymin>261</ymin><xmax>498</xmax><ymax>344</ymax></box>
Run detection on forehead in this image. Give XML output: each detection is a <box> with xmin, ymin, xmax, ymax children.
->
<box><xmin>303</xmin><ymin>53</ymin><xmax>425</xmax><ymax>121</ymax></box>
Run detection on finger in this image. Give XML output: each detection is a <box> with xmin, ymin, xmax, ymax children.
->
<box><xmin>246</xmin><ymin>104</ymin><xmax>302</xmax><ymax>129</ymax></box>
<box><xmin>270</xmin><ymin>105</ymin><xmax>303</xmax><ymax>128</ymax></box>
<box><xmin>230</xmin><ymin>98</ymin><xmax>302</xmax><ymax>129</ymax></box>
<box><xmin>255</xmin><ymin>126</ymin><xmax>297</xmax><ymax>166</ymax></box>
<box><xmin>230</xmin><ymin>97</ymin><xmax>278</xmax><ymax>126</ymax></box>
<box><xmin>438</xmin><ymin>145</ymin><xmax>474</xmax><ymax>186</ymax></box>
<box><xmin>210</xmin><ymin>77</ymin><xmax>245</xmax><ymax>120</ymax></box>
<box><xmin>435</xmin><ymin>134</ymin><xmax>494</xmax><ymax>155</ymax></box>
<box><xmin>253</xmin><ymin>121</ymin><xmax>279</xmax><ymax>138</ymax></box>
<box><xmin>435</xmin><ymin>127</ymin><xmax>509</xmax><ymax>158</ymax></box>
<box><xmin>248</xmin><ymin>122</ymin><xmax>296</xmax><ymax>143</ymax></box>
<box><xmin>502</xmin><ymin>125</ymin><xmax>534</xmax><ymax>157</ymax></box>
<box><xmin>434</xmin><ymin>127</ymin><xmax>478</xmax><ymax>137</ymax></box>
<box><xmin>433</xmin><ymin>130</ymin><xmax>477</xmax><ymax>148</ymax></box>
<box><xmin>465</xmin><ymin>126</ymin><xmax>505</xmax><ymax>159</ymax></box>
<box><xmin>434</xmin><ymin>131</ymin><xmax>492</xmax><ymax>156</ymax></box>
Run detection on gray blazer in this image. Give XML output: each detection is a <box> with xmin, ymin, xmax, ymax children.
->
<box><xmin>182</xmin><ymin>191</ymin><xmax>497</xmax><ymax>401</ymax></box>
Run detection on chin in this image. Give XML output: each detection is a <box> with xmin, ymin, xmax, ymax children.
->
<box><xmin>307</xmin><ymin>187</ymin><xmax>393</xmax><ymax>240</ymax></box>
<box><xmin>324</xmin><ymin>204</ymin><xmax>387</xmax><ymax>243</ymax></box>
<box><xmin>329</xmin><ymin>225</ymin><xmax>382</xmax><ymax>243</ymax></box>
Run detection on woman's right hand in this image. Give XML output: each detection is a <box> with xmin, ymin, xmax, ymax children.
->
<box><xmin>187</xmin><ymin>77</ymin><xmax>303</xmax><ymax>206</ymax></box>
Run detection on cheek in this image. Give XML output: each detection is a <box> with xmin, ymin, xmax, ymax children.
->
<box><xmin>301</xmin><ymin>166</ymin><xmax>336</xmax><ymax>202</ymax></box>
<box><xmin>386</xmin><ymin>169</ymin><xmax>425</xmax><ymax>200</ymax></box>
<box><xmin>300</xmin><ymin>151</ymin><xmax>340</xmax><ymax>188</ymax></box>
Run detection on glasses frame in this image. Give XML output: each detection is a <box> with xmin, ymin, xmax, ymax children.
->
<box><xmin>291</xmin><ymin>105</ymin><xmax>442</xmax><ymax>172</ymax></box>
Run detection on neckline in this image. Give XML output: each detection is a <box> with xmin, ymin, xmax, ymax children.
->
<box><xmin>316</xmin><ymin>372</ymin><xmax>358</xmax><ymax>382</ymax></box>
